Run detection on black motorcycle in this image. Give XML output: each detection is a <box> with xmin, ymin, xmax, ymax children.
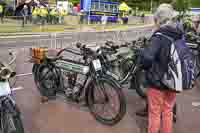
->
<box><xmin>31</xmin><ymin>44</ymin><xmax>127</xmax><ymax>126</ymax></box>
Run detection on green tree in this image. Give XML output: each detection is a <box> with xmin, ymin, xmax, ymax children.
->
<box><xmin>70</xmin><ymin>0</ymin><xmax>80</xmax><ymax>5</ymax></box>
<box><xmin>190</xmin><ymin>0</ymin><xmax>200</xmax><ymax>7</ymax></box>
<box><xmin>173</xmin><ymin>0</ymin><xmax>190</xmax><ymax>14</ymax></box>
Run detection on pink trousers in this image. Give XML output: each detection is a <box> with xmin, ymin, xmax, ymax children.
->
<box><xmin>147</xmin><ymin>88</ymin><xmax>176</xmax><ymax>133</ymax></box>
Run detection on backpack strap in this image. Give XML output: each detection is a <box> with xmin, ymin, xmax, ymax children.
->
<box><xmin>155</xmin><ymin>32</ymin><xmax>174</xmax><ymax>43</ymax></box>
<box><xmin>154</xmin><ymin>32</ymin><xmax>178</xmax><ymax>60</ymax></box>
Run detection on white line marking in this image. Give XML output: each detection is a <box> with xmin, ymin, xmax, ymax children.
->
<box><xmin>12</xmin><ymin>86</ymin><xmax>24</xmax><ymax>91</ymax></box>
<box><xmin>16</xmin><ymin>73</ymin><xmax>32</xmax><ymax>77</ymax></box>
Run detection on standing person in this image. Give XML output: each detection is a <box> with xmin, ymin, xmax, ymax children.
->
<box><xmin>79</xmin><ymin>9</ymin><xmax>84</xmax><ymax>24</ymax></box>
<box><xmin>50</xmin><ymin>7</ymin><xmax>57</xmax><ymax>24</ymax></box>
<box><xmin>136</xmin><ymin>3</ymin><xmax>194</xmax><ymax>133</ymax></box>
<box><xmin>192</xmin><ymin>15</ymin><xmax>200</xmax><ymax>34</ymax></box>
<box><xmin>0</xmin><ymin>4</ymin><xmax>4</xmax><ymax>24</ymax></box>
<box><xmin>32</xmin><ymin>6</ymin><xmax>39</xmax><ymax>24</ymax></box>
<box><xmin>60</xmin><ymin>8</ymin><xmax>66</xmax><ymax>24</ymax></box>
<box><xmin>40</xmin><ymin>6</ymin><xmax>48</xmax><ymax>26</ymax></box>
<box><xmin>141</xmin><ymin>13</ymin><xmax>145</xmax><ymax>24</ymax></box>
<box><xmin>22</xmin><ymin>5</ymin><xmax>29</xmax><ymax>24</ymax></box>
<box><xmin>101</xmin><ymin>14</ymin><xmax>108</xmax><ymax>30</ymax></box>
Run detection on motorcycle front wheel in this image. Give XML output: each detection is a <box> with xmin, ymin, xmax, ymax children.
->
<box><xmin>86</xmin><ymin>76</ymin><xmax>126</xmax><ymax>126</ymax></box>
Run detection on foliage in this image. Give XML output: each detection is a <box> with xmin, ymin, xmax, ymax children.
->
<box><xmin>173</xmin><ymin>0</ymin><xmax>190</xmax><ymax>15</ymax></box>
<box><xmin>69</xmin><ymin>0</ymin><xmax>200</xmax><ymax>10</ymax></box>
<box><xmin>190</xmin><ymin>0</ymin><xmax>200</xmax><ymax>7</ymax></box>
<box><xmin>69</xmin><ymin>0</ymin><xmax>80</xmax><ymax>5</ymax></box>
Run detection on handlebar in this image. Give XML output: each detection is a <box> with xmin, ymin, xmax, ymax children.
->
<box><xmin>57</xmin><ymin>47</ymin><xmax>82</xmax><ymax>56</ymax></box>
<box><xmin>76</xmin><ymin>42</ymin><xmax>95</xmax><ymax>56</ymax></box>
<box><xmin>104</xmin><ymin>40</ymin><xmax>141</xmax><ymax>51</ymax></box>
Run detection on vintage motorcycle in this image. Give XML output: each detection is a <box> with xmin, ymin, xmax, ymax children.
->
<box><xmin>30</xmin><ymin>45</ymin><xmax>127</xmax><ymax>126</ymax></box>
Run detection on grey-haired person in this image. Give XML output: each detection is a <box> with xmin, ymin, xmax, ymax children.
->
<box><xmin>136</xmin><ymin>4</ymin><xmax>182</xmax><ymax>133</ymax></box>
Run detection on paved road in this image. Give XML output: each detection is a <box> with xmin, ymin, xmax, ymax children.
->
<box><xmin>8</xmin><ymin>48</ymin><xmax>200</xmax><ymax>133</ymax></box>
<box><xmin>0</xmin><ymin>25</ymin><xmax>153</xmax><ymax>50</ymax></box>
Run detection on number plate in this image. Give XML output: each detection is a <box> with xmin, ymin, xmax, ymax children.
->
<box><xmin>0</xmin><ymin>82</ymin><xmax>11</xmax><ymax>96</ymax></box>
<box><xmin>92</xmin><ymin>59</ymin><xmax>102</xmax><ymax>71</ymax></box>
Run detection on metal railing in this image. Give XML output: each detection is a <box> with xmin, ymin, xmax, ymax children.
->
<box><xmin>0</xmin><ymin>25</ymin><xmax>153</xmax><ymax>78</ymax></box>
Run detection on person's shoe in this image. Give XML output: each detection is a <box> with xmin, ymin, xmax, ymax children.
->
<box><xmin>135</xmin><ymin>107</ymin><xmax>148</xmax><ymax>117</ymax></box>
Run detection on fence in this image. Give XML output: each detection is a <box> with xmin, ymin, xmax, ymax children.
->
<box><xmin>0</xmin><ymin>25</ymin><xmax>154</xmax><ymax>78</ymax></box>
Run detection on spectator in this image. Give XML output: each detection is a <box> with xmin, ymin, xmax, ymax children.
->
<box><xmin>0</xmin><ymin>4</ymin><xmax>4</xmax><ymax>23</ymax></box>
<box><xmin>50</xmin><ymin>8</ymin><xmax>58</xmax><ymax>24</ymax></box>
<box><xmin>40</xmin><ymin>6</ymin><xmax>48</xmax><ymax>26</ymax></box>
<box><xmin>79</xmin><ymin>10</ymin><xmax>84</xmax><ymax>24</ymax></box>
<box><xmin>59</xmin><ymin>9</ymin><xmax>67</xmax><ymax>24</ymax></box>
<box><xmin>192</xmin><ymin>15</ymin><xmax>200</xmax><ymax>34</ymax></box>
<box><xmin>136</xmin><ymin>4</ymin><xmax>182</xmax><ymax>133</ymax></box>
<box><xmin>141</xmin><ymin>13</ymin><xmax>145</xmax><ymax>24</ymax></box>
<box><xmin>32</xmin><ymin>6</ymin><xmax>39</xmax><ymax>24</ymax></box>
<box><xmin>21</xmin><ymin>5</ymin><xmax>29</xmax><ymax>24</ymax></box>
<box><xmin>101</xmin><ymin>14</ymin><xmax>108</xmax><ymax>25</ymax></box>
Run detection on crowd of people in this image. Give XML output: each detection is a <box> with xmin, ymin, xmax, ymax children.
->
<box><xmin>27</xmin><ymin>5</ymin><xmax>68</xmax><ymax>25</ymax></box>
<box><xmin>0</xmin><ymin>3</ymin><xmax>68</xmax><ymax>25</ymax></box>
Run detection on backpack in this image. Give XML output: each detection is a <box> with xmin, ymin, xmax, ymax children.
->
<box><xmin>155</xmin><ymin>32</ymin><xmax>195</xmax><ymax>92</ymax></box>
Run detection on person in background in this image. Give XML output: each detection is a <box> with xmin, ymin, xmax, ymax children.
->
<box><xmin>79</xmin><ymin>9</ymin><xmax>84</xmax><ymax>24</ymax></box>
<box><xmin>40</xmin><ymin>6</ymin><xmax>48</xmax><ymax>26</ymax></box>
<box><xmin>22</xmin><ymin>5</ymin><xmax>29</xmax><ymax>24</ymax></box>
<box><xmin>137</xmin><ymin>4</ymin><xmax>182</xmax><ymax>133</ymax></box>
<box><xmin>0</xmin><ymin>4</ymin><xmax>4</xmax><ymax>24</ymax></box>
<box><xmin>141</xmin><ymin>13</ymin><xmax>145</xmax><ymax>24</ymax></box>
<box><xmin>60</xmin><ymin>8</ymin><xmax>67</xmax><ymax>24</ymax></box>
<box><xmin>101</xmin><ymin>14</ymin><xmax>108</xmax><ymax>25</ymax></box>
<box><xmin>192</xmin><ymin>15</ymin><xmax>200</xmax><ymax>35</ymax></box>
<box><xmin>46</xmin><ymin>5</ymin><xmax>51</xmax><ymax>24</ymax></box>
<box><xmin>50</xmin><ymin>7</ymin><xmax>58</xmax><ymax>24</ymax></box>
<box><xmin>32</xmin><ymin>6</ymin><xmax>39</xmax><ymax>24</ymax></box>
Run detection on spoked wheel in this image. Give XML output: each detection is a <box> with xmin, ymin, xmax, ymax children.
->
<box><xmin>2</xmin><ymin>111</ymin><xmax>24</xmax><ymax>133</ymax></box>
<box><xmin>111</xmin><ymin>58</ymin><xmax>134</xmax><ymax>82</ymax></box>
<box><xmin>119</xmin><ymin>58</ymin><xmax>134</xmax><ymax>80</ymax></box>
<box><xmin>134</xmin><ymin>69</ymin><xmax>148</xmax><ymax>99</ymax></box>
<box><xmin>87</xmin><ymin>77</ymin><xmax>126</xmax><ymax>126</ymax></box>
<box><xmin>35</xmin><ymin>64</ymin><xmax>60</xmax><ymax>99</ymax></box>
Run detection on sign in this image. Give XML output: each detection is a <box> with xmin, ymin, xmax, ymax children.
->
<box><xmin>90</xmin><ymin>11</ymin><xmax>118</xmax><ymax>16</ymax></box>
